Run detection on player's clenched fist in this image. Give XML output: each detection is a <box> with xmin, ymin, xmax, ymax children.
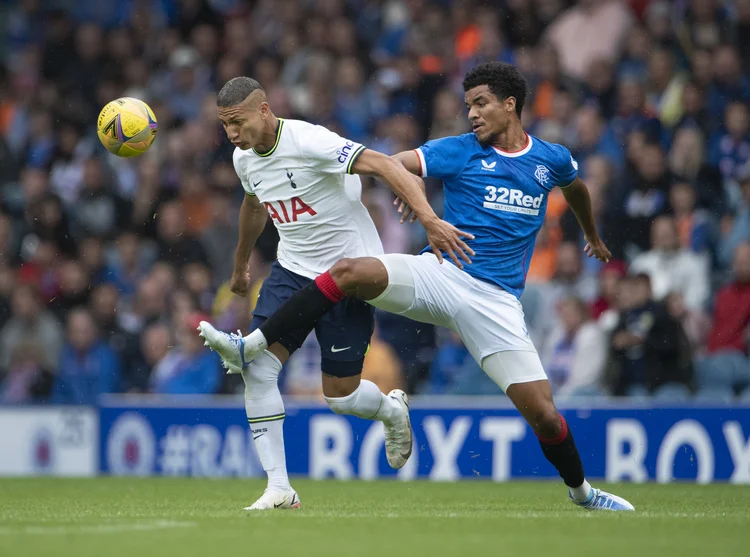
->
<box><xmin>230</xmin><ymin>269</ymin><xmax>251</xmax><ymax>297</ymax></box>
<box><xmin>425</xmin><ymin>219</ymin><xmax>476</xmax><ymax>269</ymax></box>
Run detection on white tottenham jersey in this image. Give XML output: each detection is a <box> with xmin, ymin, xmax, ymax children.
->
<box><xmin>232</xmin><ymin>118</ymin><xmax>384</xmax><ymax>279</ymax></box>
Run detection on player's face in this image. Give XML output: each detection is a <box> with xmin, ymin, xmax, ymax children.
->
<box><xmin>217</xmin><ymin>100</ymin><xmax>267</xmax><ymax>150</ymax></box>
<box><xmin>465</xmin><ymin>85</ymin><xmax>515</xmax><ymax>146</ymax></box>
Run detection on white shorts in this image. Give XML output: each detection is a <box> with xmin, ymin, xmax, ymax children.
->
<box><xmin>369</xmin><ymin>253</ymin><xmax>548</xmax><ymax>390</ymax></box>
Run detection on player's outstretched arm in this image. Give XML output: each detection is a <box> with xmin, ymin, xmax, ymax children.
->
<box><xmin>231</xmin><ymin>193</ymin><xmax>268</xmax><ymax>296</ymax></box>
<box><xmin>352</xmin><ymin>149</ymin><xmax>475</xmax><ymax>268</ymax></box>
<box><xmin>561</xmin><ymin>177</ymin><xmax>611</xmax><ymax>263</ymax></box>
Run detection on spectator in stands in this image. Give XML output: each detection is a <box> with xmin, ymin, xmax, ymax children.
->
<box><xmin>108</xmin><ymin>230</ymin><xmax>149</xmax><ymax>303</ymax></box>
<box><xmin>609</xmin><ymin>142</ymin><xmax>671</xmax><ymax>259</ymax></box>
<box><xmin>200</xmin><ymin>189</ymin><xmax>239</xmax><ymax>286</ymax></box>
<box><xmin>544</xmin><ymin>0</ymin><xmax>634</xmax><ymax>81</ymax></box>
<box><xmin>667</xmin><ymin>126</ymin><xmax>723</xmax><ymax>215</ymax></box>
<box><xmin>590</xmin><ymin>259</ymin><xmax>628</xmax><ymax>321</ymax></box>
<box><xmin>605</xmin><ymin>274</ymin><xmax>693</xmax><ymax>395</ymax></box>
<box><xmin>646</xmin><ymin>48</ymin><xmax>687</xmax><ymax>128</ymax></box>
<box><xmin>155</xmin><ymin>200</ymin><xmax>209</xmax><ymax>267</ymax></box>
<box><xmin>53</xmin><ymin>307</ymin><xmax>121</xmax><ymax>404</ymax></box>
<box><xmin>674</xmin><ymin>80</ymin><xmax>714</xmax><ymax>137</ymax></box>
<box><xmin>630</xmin><ymin>215</ymin><xmax>710</xmax><ymax>311</ymax></box>
<box><xmin>149</xmin><ymin>313</ymin><xmax>221</xmax><ymax>395</ymax></box>
<box><xmin>48</xmin><ymin>259</ymin><xmax>90</xmax><ymax>321</ymax></box>
<box><xmin>89</xmin><ymin>283</ymin><xmax>142</xmax><ymax>391</ymax></box>
<box><xmin>709</xmin><ymin>101</ymin><xmax>750</xmax><ymax>184</ymax></box>
<box><xmin>1</xmin><ymin>341</ymin><xmax>54</xmax><ymax>403</ymax></box>
<box><xmin>0</xmin><ymin>284</ymin><xmax>63</xmax><ymax>373</ymax></box>
<box><xmin>128</xmin><ymin>323</ymin><xmax>171</xmax><ymax>393</ymax></box>
<box><xmin>542</xmin><ymin>297</ymin><xmax>607</xmax><ymax>396</ymax></box>
<box><xmin>668</xmin><ymin>181</ymin><xmax>714</xmax><ymax>255</ymax></box>
<box><xmin>71</xmin><ymin>158</ymin><xmax>132</xmax><ymax>240</ymax></box>
<box><xmin>706</xmin><ymin>45</ymin><xmax>750</xmax><ymax>120</ymax></box>
<box><xmin>706</xmin><ymin>241</ymin><xmax>750</xmax><ymax>356</ymax></box>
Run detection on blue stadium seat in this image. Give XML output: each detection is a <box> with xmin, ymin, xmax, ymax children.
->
<box><xmin>652</xmin><ymin>383</ymin><xmax>691</xmax><ymax>402</ymax></box>
<box><xmin>694</xmin><ymin>385</ymin><xmax>735</xmax><ymax>404</ymax></box>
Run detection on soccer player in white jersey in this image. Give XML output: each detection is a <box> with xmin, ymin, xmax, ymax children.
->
<box><xmin>198</xmin><ymin>77</ymin><xmax>472</xmax><ymax>510</ymax></box>
<box><xmin>204</xmin><ymin>64</ymin><xmax>635</xmax><ymax>511</ymax></box>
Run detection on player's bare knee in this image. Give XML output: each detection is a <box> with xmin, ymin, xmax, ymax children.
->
<box><xmin>530</xmin><ymin>406</ymin><xmax>562</xmax><ymax>438</ymax></box>
<box><xmin>329</xmin><ymin>258</ymin><xmax>360</xmax><ymax>293</ymax></box>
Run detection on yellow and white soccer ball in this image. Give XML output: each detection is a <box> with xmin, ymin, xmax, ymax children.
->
<box><xmin>97</xmin><ymin>97</ymin><xmax>158</xmax><ymax>157</ymax></box>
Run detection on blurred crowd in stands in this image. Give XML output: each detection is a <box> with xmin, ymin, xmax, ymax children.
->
<box><xmin>2</xmin><ymin>0</ymin><xmax>750</xmax><ymax>404</ymax></box>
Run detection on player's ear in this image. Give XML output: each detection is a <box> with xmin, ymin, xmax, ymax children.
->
<box><xmin>258</xmin><ymin>102</ymin><xmax>270</xmax><ymax>118</ymax></box>
<box><xmin>505</xmin><ymin>96</ymin><xmax>516</xmax><ymax>114</ymax></box>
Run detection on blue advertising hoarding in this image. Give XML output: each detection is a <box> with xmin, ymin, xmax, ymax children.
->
<box><xmin>98</xmin><ymin>398</ymin><xmax>750</xmax><ymax>483</ymax></box>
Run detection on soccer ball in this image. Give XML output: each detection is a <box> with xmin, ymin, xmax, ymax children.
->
<box><xmin>97</xmin><ymin>97</ymin><xmax>158</xmax><ymax>157</ymax></box>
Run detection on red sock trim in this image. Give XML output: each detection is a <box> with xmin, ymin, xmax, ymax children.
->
<box><xmin>537</xmin><ymin>414</ymin><xmax>569</xmax><ymax>445</ymax></box>
<box><xmin>315</xmin><ymin>271</ymin><xmax>346</xmax><ymax>303</ymax></box>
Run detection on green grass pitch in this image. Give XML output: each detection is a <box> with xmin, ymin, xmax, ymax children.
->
<box><xmin>0</xmin><ymin>479</ymin><xmax>748</xmax><ymax>557</ymax></box>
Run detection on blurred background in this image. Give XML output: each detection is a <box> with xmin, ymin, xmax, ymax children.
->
<box><xmin>1</xmin><ymin>0</ymin><xmax>750</xmax><ymax>410</ymax></box>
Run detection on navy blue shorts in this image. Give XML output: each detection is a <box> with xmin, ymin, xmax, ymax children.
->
<box><xmin>250</xmin><ymin>262</ymin><xmax>374</xmax><ymax>377</ymax></box>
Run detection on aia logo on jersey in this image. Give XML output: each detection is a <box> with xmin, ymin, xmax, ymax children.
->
<box><xmin>265</xmin><ymin>197</ymin><xmax>317</xmax><ymax>224</ymax></box>
<box><xmin>336</xmin><ymin>141</ymin><xmax>355</xmax><ymax>163</ymax></box>
<box><xmin>534</xmin><ymin>165</ymin><xmax>550</xmax><ymax>185</ymax></box>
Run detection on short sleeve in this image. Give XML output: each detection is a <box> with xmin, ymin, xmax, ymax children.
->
<box><xmin>554</xmin><ymin>146</ymin><xmax>579</xmax><ymax>188</ymax></box>
<box><xmin>415</xmin><ymin>136</ymin><xmax>470</xmax><ymax>179</ymax></box>
<box><xmin>232</xmin><ymin>150</ymin><xmax>256</xmax><ymax>196</ymax></box>
<box><xmin>300</xmin><ymin>125</ymin><xmax>366</xmax><ymax>175</ymax></box>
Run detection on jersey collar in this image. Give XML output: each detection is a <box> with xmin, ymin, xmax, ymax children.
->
<box><xmin>253</xmin><ymin>118</ymin><xmax>284</xmax><ymax>157</ymax></box>
<box><xmin>492</xmin><ymin>133</ymin><xmax>532</xmax><ymax>158</ymax></box>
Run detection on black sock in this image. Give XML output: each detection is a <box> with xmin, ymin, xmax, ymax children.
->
<box><xmin>259</xmin><ymin>271</ymin><xmax>344</xmax><ymax>346</ymax></box>
<box><xmin>537</xmin><ymin>415</ymin><xmax>585</xmax><ymax>488</ymax></box>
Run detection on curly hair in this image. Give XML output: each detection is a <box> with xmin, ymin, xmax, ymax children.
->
<box><xmin>462</xmin><ymin>62</ymin><xmax>528</xmax><ymax>117</ymax></box>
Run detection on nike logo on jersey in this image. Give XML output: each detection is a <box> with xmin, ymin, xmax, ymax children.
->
<box><xmin>481</xmin><ymin>159</ymin><xmax>496</xmax><ymax>171</ymax></box>
<box><xmin>484</xmin><ymin>187</ymin><xmax>544</xmax><ymax>216</ymax></box>
<box><xmin>330</xmin><ymin>345</ymin><xmax>351</xmax><ymax>353</ymax></box>
<box><xmin>252</xmin><ymin>180</ymin><xmax>262</xmax><ymax>188</ymax></box>
<box><xmin>253</xmin><ymin>434</ymin><xmax>264</xmax><ymax>440</ymax></box>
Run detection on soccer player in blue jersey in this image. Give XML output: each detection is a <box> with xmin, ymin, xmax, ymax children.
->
<box><xmin>203</xmin><ymin>62</ymin><xmax>634</xmax><ymax>511</ymax></box>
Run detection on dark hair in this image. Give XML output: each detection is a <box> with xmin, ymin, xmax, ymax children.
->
<box><xmin>217</xmin><ymin>77</ymin><xmax>264</xmax><ymax>107</ymax></box>
<box><xmin>462</xmin><ymin>62</ymin><xmax>528</xmax><ymax>117</ymax></box>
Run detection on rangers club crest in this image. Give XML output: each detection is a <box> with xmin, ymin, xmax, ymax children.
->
<box><xmin>534</xmin><ymin>165</ymin><xmax>550</xmax><ymax>185</ymax></box>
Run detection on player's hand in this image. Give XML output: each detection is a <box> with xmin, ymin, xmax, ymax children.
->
<box><xmin>583</xmin><ymin>235</ymin><xmax>612</xmax><ymax>263</ymax></box>
<box><xmin>393</xmin><ymin>175</ymin><xmax>427</xmax><ymax>224</ymax></box>
<box><xmin>230</xmin><ymin>269</ymin><xmax>251</xmax><ymax>297</ymax></box>
<box><xmin>425</xmin><ymin>219</ymin><xmax>475</xmax><ymax>269</ymax></box>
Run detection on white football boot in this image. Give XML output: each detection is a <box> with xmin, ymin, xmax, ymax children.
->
<box><xmin>383</xmin><ymin>389</ymin><xmax>413</xmax><ymax>469</ymax></box>
<box><xmin>197</xmin><ymin>321</ymin><xmax>248</xmax><ymax>374</ymax></box>
<box><xmin>244</xmin><ymin>489</ymin><xmax>301</xmax><ymax>511</ymax></box>
<box><xmin>571</xmin><ymin>488</ymin><xmax>635</xmax><ymax>511</ymax></box>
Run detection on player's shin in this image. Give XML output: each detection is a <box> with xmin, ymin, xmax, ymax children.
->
<box><xmin>537</xmin><ymin>414</ymin><xmax>592</xmax><ymax>502</ymax></box>
<box><xmin>324</xmin><ymin>380</ymin><xmax>401</xmax><ymax>424</ymax></box>
<box><xmin>248</xmin><ymin>271</ymin><xmax>345</xmax><ymax>356</ymax></box>
<box><xmin>243</xmin><ymin>350</ymin><xmax>291</xmax><ymax>492</ymax></box>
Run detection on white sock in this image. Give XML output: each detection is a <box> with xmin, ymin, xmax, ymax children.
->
<box><xmin>242</xmin><ymin>350</ymin><xmax>290</xmax><ymax>492</ymax></box>
<box><xmin>324</xmin><ymin>380</ymin><xmax>402</xmax><ymax>425</ymax></box>
<box><xmin>569</xmin><ymin>479</ymin><xmax>592</xmax><ymax>502</ymax></box>
<box><xmin>243</xmin><ymin>329</ymin><xmax>269</xmax><ymax>360</ymax></box>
